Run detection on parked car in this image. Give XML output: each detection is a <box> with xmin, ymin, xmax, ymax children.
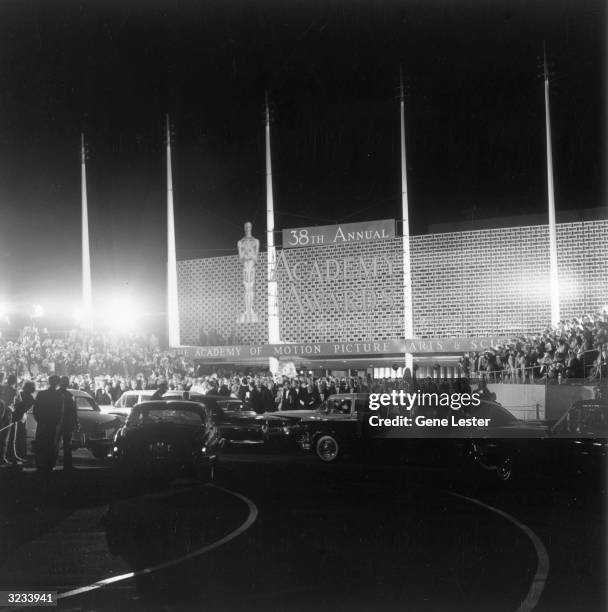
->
<box><xmin>26</xmin><ymin>389</ymin><xmax>123</xmax><ymax>460</ymax></box>
<box><xmin>103</xmin><ymin>389</ymin><xmax>204</xmax><ymax>421</ymax></box>
<box><xmin>260</xmin><ymin>404</ymin><xmax>325</xmax><ymax>449</ymax></box>
<box><xmin>158</xmin><ymin>391</ymin><xmax>299</xmax><ymax>449</ymax></box>
<box><xmin>296</xmin><ymin>394</ymin><xmax>548</xmax><ymax>465</ymax></box>
<box><xmin>200</xmin><ymin>395</ymin><xmax>264</xmax><ymax>446</ymax></box>
<box><xmin>297</xmin><ymin>393</ymin><xmax>377</xmax><ymax>462</ymax></box>
<box><xmin>111</xmin><ymin>400</ymin><xmax>223</xmax><ymax>483</ymax></box>
<box><xmin>469</xmin><ymin>399</ymin><xmax>608</xmax><ymax>482</ymax></box>
<box><xmin>102</xmin><ymin>389</ymin><xmax>158</xmax><ymax>420</ymax></box>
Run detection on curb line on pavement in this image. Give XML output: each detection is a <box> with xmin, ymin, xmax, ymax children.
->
<box><xmin>55</xmin><ymin>483</ymin><xmax>258</xmax><ymax>601</ymax></box>
<box><xmin>447</xmin><ymin>491</ymin><xmax>549</xmax><ymax>612</ymax></box>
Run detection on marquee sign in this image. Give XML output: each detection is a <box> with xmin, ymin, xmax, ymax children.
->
<box><xmin>282</xmin><ymin>219</ymin><xmax>395</xmax><ymax>249</ymax></box>
<box><xmin>180</xmin><ymin>337</ymin><xmax>509</xmax><ymax>361</ymax></box>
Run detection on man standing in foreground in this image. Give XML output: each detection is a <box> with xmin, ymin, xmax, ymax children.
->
<box><xmin>58</xmin><ymin>376</ymin><xmax>79</xmax><ymax>471</ymax></box>
<box><xmin>33</xmin><ymin>375</ymin><xmax>63</xmax><ymax>473</ymax></box>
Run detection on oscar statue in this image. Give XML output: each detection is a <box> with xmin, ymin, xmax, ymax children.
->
<box><xmin>237</xmin><ymin>221</ymin><xmax>260</xmax><ymax>323</ymax></box>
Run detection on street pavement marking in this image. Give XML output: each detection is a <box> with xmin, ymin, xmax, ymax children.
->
<box><xmin>447</xmin><ymin>491</ymin><xmax>549</xmax><ymax>612</ymax></box>
<box><xmin>330</xmin><ymin>478</ymin><xmax>549</xmax><ymax>612</ymax></box>
<box><xmin>56</xmin><ymin>483</ymin><xmax>258</xmax><ymax>601</ymax></box>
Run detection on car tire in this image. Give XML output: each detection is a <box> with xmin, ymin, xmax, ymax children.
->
<box><xmin>315</xmin><ymin>434</ymin><xmax>340</xmax><ymax>463</ymax></box>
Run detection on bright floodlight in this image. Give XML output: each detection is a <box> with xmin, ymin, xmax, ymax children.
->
<box><xmin>31</xmin><ymin>304</ymin><xmax>45</xmax><ymax>319</ymax></box>
<box><xmin>0</xmin><ymin>301</ymin><xmax>8</xmax><ymax>324</ymax></box>
<box><xmin>100</xmin><ymin>296</ymin><xmax>138</xmax><ymax>333</ymax></box>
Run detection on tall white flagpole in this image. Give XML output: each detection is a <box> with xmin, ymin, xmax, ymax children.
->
<box><xmin>400</xmin><ymin>69</ymin><xmax>414</xmax><ymax>371</ymax></box>
<box><xmin>266</xmin><ymin>91</ymin><xmax>280</xmax><ymax>374</ymax></box>
<box><xmin>544</xmin><ymin>45</ymin><xmax>560</xmax><ymax>325</ymax></box>
<box><xmin>81</xmin><ymin>133</ymin><xmax>93</xmax><ymax>329</ymax></box>
<box><xmin>166</xmin><ymin>114</ymin><xmax>181</xmax><ymax>347</ymax></box>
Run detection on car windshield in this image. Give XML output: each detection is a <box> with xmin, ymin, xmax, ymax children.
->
<box><xmin>74</xmin><ymin>396</ymin><xmax>96</xmax><ymax>410</ymax></box>
<box><xmin>217</xmin><ymin>400</ymin><xmax>249</xmax><ymax>413</ymax></box>
<box><xmin>131</xmin><ymin>408</ymin><xmax>204</xmax><ymax>426</ymax></box>
<box><xmin>325</xmin><ymin>398</ymin><xmax>352</xmax><ymax>415</ymax></box>
<box><xmin>163</xmin><ymin>392</ymin><xmax>183</xmax><ymax>400</ymax></box>
<box><xmin>124</xmin><ymin>395</ymin><xmax>142</xmax><ymax>408</ymax></box>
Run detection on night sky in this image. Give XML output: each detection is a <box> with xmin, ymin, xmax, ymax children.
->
<box><xmin>0</xmin><ymin>0</ymin><xmax>604</xmax><ymax>323</ymax></box>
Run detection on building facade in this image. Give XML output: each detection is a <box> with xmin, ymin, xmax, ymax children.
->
<box><xmin>177</xmin><ymin>219</ymin><xmax>608</xmax><ymax>346</ymax></box>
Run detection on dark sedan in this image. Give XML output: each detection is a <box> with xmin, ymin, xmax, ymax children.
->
<box><xmin>111</xmin><ymin>400</ymin><xmax>223</xmax><ymax>483</ymax></box>
<box><xmin>297</xmin><ymin>393</ymin><xmax>379</xmax><ymax>462</ymax></box>
<box><xmin>189</xmin><ymin>394</ymin><xmax>270</xmax><ymax>448</ymax></box>
<box><xmin>189</xmin><ymin>393</ymin><xmax>299</xmax><ymax>449</ymax></box>
<box><xmin>470</xmin><ymin>399</ymin><xmax>608</xmax><ymax>482</ymax></box>
<box><xmin>297</xmin><ymin>394</ymin><xmax>551</xmax><ymax>465</ymax></box>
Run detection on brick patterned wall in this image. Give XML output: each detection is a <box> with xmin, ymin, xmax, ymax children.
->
<box><xmin>410</xmin><ymin>220</ymin><xmax>608</xmax><ymax>337</ymax></box>
<box><xmin>178</xmin><ymin>252</ymin><xmax>268</xmax><ymax>345</ymax></box>
<box><xmin>275</xmin><ymin>240</ymin><xmax>404</xmax><ymax>343</ymax></box>
<box><xmin>177</xmin><ymin>219</ymin><xmax>608</xmax><ymax>344</ymax></box>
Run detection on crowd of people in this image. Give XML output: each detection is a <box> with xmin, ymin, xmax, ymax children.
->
<box><xmin>1</xmin><ymin>314</ymin><xmax>605</xmax><ymax>389</ymax></box>
<box><xmin>462</xmin><ymin>314</ymin><xmax>608</xmax><ymax>383</ymax></box>
<box><xmin>0</xmin><ymin>314</ymin><xmax>606</xmax><ymax>468</ymax></box>
<box><xmin>0</xmin><ymin>314</ymin><xmax>605</xmax><ymax>398</ymax></box>
<box><xmin>0</xmin><ymin>326</ymin><xmax>192</xmax><ymax>381</ymax></box>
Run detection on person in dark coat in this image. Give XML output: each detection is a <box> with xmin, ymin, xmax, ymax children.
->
<box><xmin>205</xmin><ymin>380</ymin><xmax>219</xmax><ymax>395</ymax></box>
<box><xmin>238</xmin><ymin>378</ymin><xmax>249</xmax><ymax>402</ymax></box>
<box><xmin>260</xmin><ymin>383</ymin><xmax>276</xmax><ymax>413</ymax></box>
<box><xmin>297</xmin><ymin>381</ymin><xmax>316</xmax><ymax>409</ymax></box>
<box><xmin>58</xmin><ymin>376</ymin><xmax>79</xmax><ymax>470</ymax></box>
<box><xmin>151</xmin><ymin>381</ymin><xmax>168</xmax><ymax>400</ymax></box>
<box><xmin>216</xmin><ymin>379</ymin><xmax>230</xmax><ymax>396</ymax></box>
<box><xmin>301</xmin><ymin>383</ymin><xmax>321</xmax><ymax>410</ymax></box>
<box><xmin>95</xmin><ymin>386</ymin><xmax>112</xmax><ymax>406</ymax></box>
<box><xmin>277</xmin><ymin>381</ymin><xmax>298</xmax><ymax>411</ymax></box>
<box><xmin>33</xmin><ymin>375</ymin><xmax>63</xmax><ymax>473</ymax></box>
<box><xmin>13</xmin><ymin>381</ymin><xmax>35</xmax><ymax>462</ymax></box>
<box><xmin>248</xmin><ymin>382</ymin><xmax>263</xmax><ymax>414</ymax></box>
